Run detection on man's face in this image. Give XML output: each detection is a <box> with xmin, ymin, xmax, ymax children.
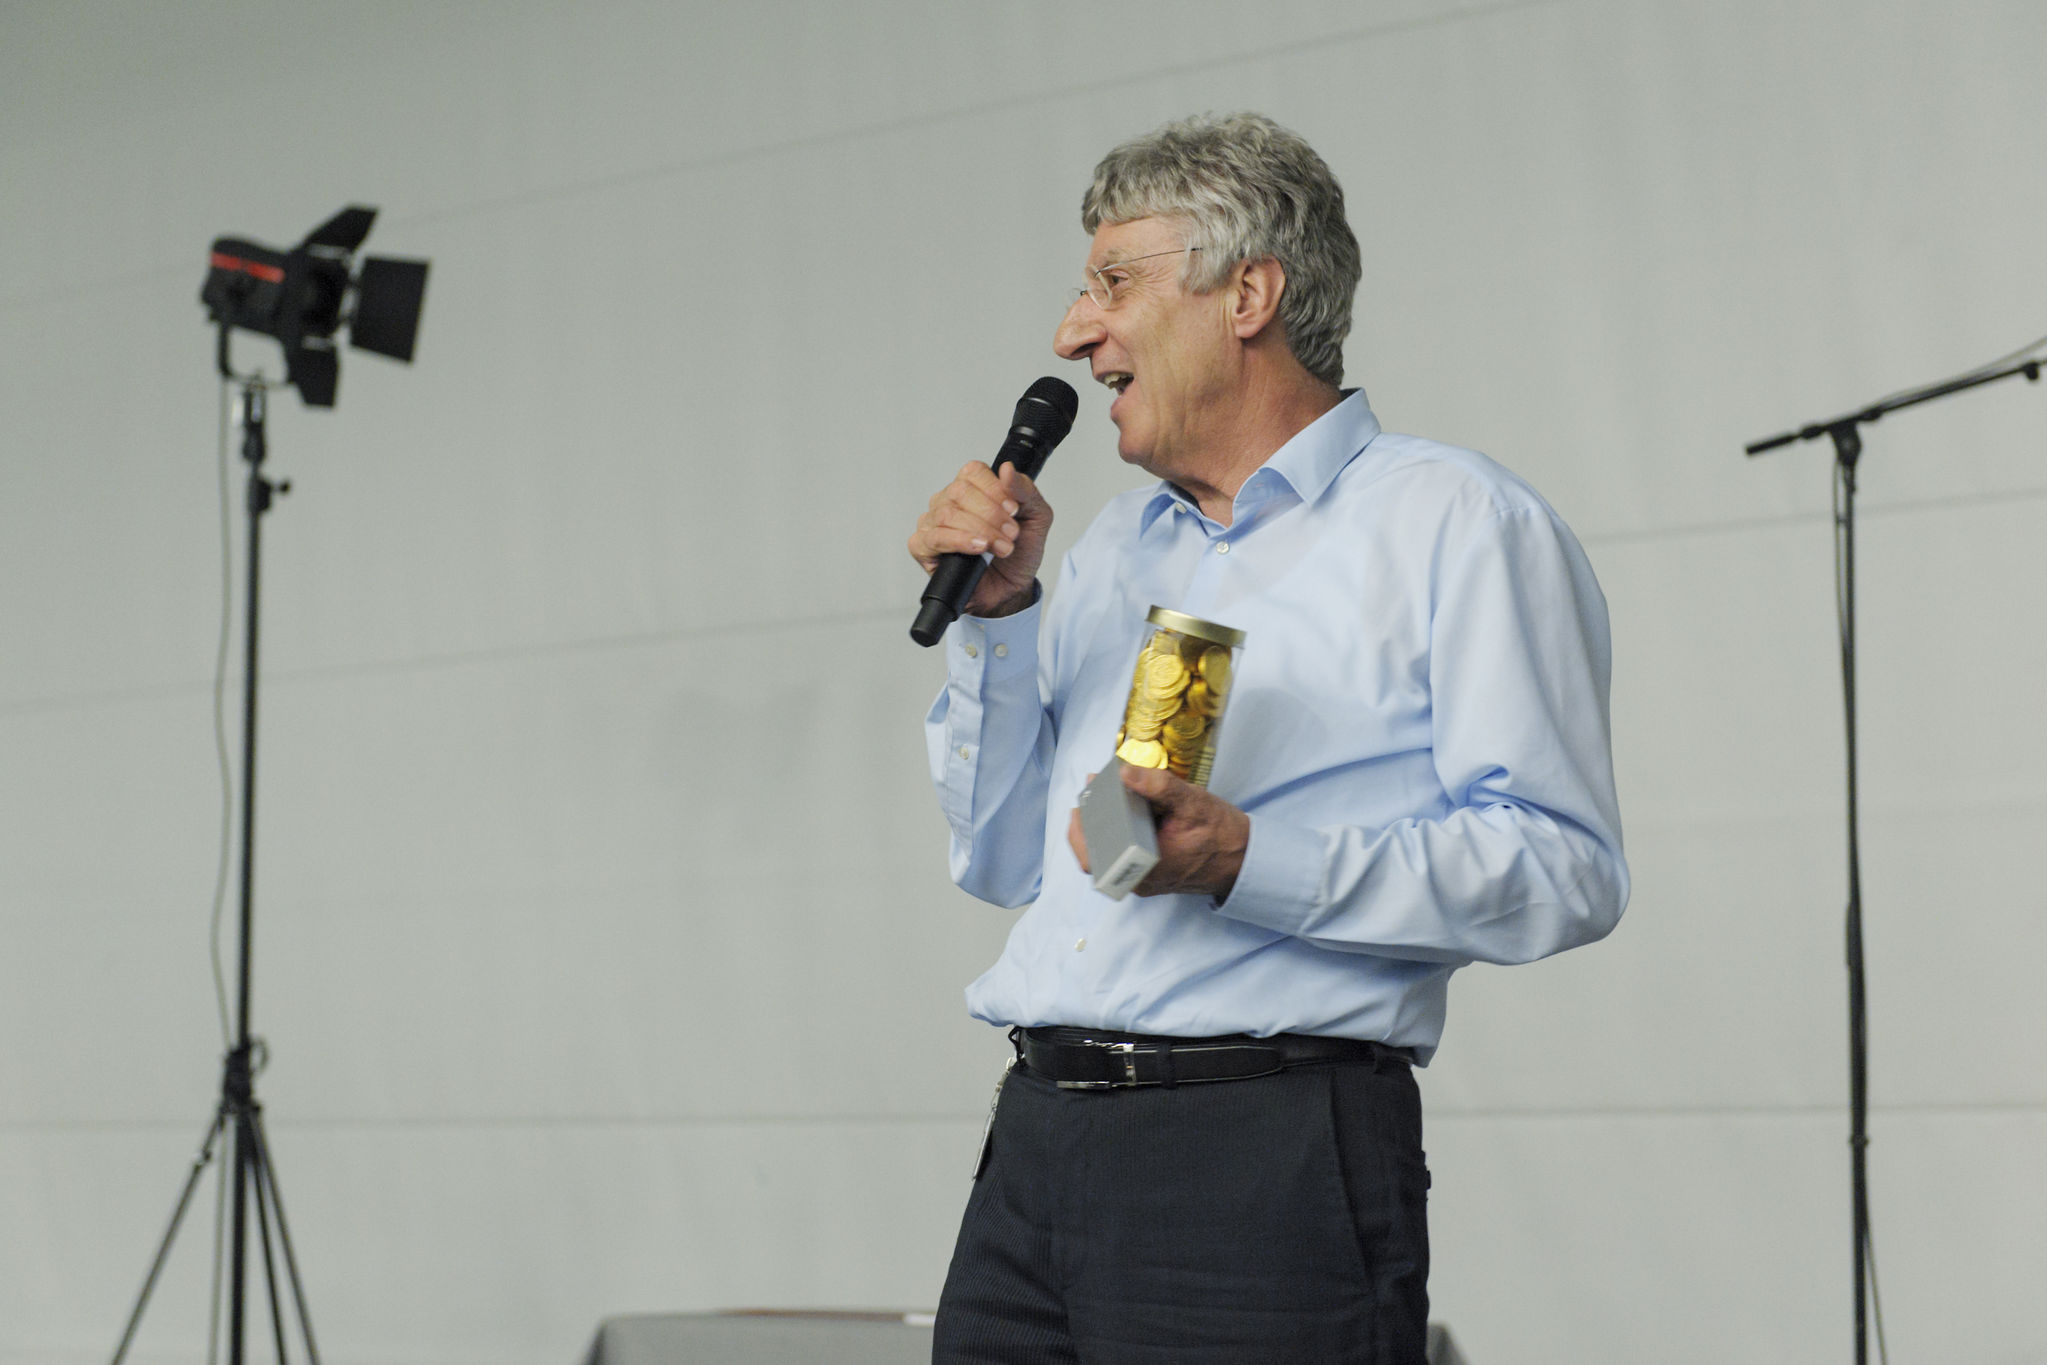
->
<box><xmin>1054</xmin><ymin>217</ymin><xmax>1235</xmax><ymax>481</ymax></box>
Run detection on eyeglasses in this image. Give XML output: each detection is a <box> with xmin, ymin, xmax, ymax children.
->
<box><xmin>1070</xmin><ymin>247</ymin><xmax>1200</xmax><ymax>310</ymax></box>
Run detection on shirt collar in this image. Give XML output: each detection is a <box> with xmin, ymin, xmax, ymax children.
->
<box><xmin>1138</xmin><ymin>388</ymin><xmax>1381</xmax><ymax>532</ymax></box>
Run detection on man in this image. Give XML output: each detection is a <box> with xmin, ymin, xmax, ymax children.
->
<box><xmin>908</xmin><ymin>113</ymin><xmax>1627</xmax><ymax>1364</ymax></box>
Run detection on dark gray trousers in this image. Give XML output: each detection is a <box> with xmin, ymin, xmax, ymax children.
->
<box><xmin>932</xmin><ymin>1051</ymin><xmax>1430</xmax><ymax>1364</ymax></box>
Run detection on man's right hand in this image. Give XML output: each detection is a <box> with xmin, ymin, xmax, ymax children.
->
<box><xmin>908</xmin><ymin>461</ymin><xmax>1053</xmax><ymax>619</ymax></box>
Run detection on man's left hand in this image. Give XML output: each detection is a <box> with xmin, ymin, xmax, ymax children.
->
<box><xmin>1068</xmin><ymin>764</ymin><xmax>1251</xmax><ymax>901</ymax></box>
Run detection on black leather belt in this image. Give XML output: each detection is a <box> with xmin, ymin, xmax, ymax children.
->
<box><xmin>1014</xmin><ymin>1025</ymin><xmax>1414</xmax><ymax>1090</ymax></box>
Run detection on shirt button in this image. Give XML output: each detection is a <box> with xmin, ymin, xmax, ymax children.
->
<box><xmin>1074</xmin><ymin>938</ymin><xmax>1087</xmax><ymax>952</ymax></box>
<box><xmin>958</xmin><ymin>745</ymin><xmax>971</xmax><ymax>760</ymax></box>
<box><xmin>963</xmin><ymin>643</ymin><xmax>978</xmax><ymax>658</ymax></box>
<box><xmin>1215</xmin><ymin>541</ymin><xmax>1231</xmax><ymax>555</ymax></box>
<box><xmin>993</xmin><ymin>643</ymin><xmax>1008</xmax><ymax>658</ymax></box>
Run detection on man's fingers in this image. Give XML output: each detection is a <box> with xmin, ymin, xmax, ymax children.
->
<box><xmin>911</xmin><ymin>500</ymin><xmax>1023</xmax><ymax>567</ymax></box>
<box><xmin>963</xmin><ymin>471</ymin><xmax>1021</xmax><ymax>520</ymax></box>
<box><xmin>933</xmin><ymin>482</ymin><xmax>1018</xmax><ymax>534</ymax></box>
<box><xmin>1001</xmin><ymin>468</ymin><xmax>1052</xmax><ymax>529</ymax></box>
<box><xmin>1067</xmin><ymin>803</ymin><xmax>1091</xmax><ymax>874</ymax></box>
<box><xmin>933</xmin><ymin>473</ymin><xmax>1022</xmax><ymax>540</ymax></box>
<box><xmin>908</xmin><ymin>522</ymin><xmax>988</xmax><ymax>570</ymax></box>
<box><xmin>929</xmin><ymin>501</ymin><xmax>1020</xmax><ymax>552</ymax></box>
<box><xmin>958</xmin><ymin>461</ymin><xmax>1021</xmax><ymax>517</ymax></box>
<box><xmin>1110</xmin><ymin>763</ymin><xmax>1250</xmax><ymax>901</ymax></box>
<box><xmin>908</xmin><ymin>460</ymin><xmax>1050</xmax><ymax>594</ymax></box>
<box><xmin>1119</xmin><ymin>761</ymin><xmax>1184</xmax><ymax>807</ymax></box>
<box><xmin>1000</xmin><ymin>464</ymin><xmax>1041</xmax><ymax>507</ymax></box>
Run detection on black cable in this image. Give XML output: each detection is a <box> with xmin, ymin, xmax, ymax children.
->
<box><xmin>1861</xmin><ymin>331</ymin><xmax>2047</xmax><ymax>413</ymax></box>
<box><xmin>1746</xmin><ymin>330</ymin><xmax>2045</xmax><ymax>458</ymax></box>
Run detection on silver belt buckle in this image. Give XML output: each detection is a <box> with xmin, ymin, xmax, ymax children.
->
<box><xmin>1054</xmin><ymin>1039</ymin><xmax>1140</xmax><ymax>1090</ymax></box>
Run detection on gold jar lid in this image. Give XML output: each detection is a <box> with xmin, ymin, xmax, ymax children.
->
<box><xmin>1145</xmin><ymin>605</ymin><xmax>1247</xmax><ymax>648</ymax></box>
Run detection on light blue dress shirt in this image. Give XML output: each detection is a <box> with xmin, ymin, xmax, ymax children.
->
<box><xmin>925</xmin><ymin>390</ymin><xmax>1626</xmax><ymax>1063</ymax></box>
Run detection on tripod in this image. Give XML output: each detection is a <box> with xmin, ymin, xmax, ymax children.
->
<box><xmin>113</xmin><ymin>352</ymin><xmax>321</xmax><ymax>1365</ymax></box>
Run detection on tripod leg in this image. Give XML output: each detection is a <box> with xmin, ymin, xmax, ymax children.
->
<box><xmin>244</xmin><ymin>1118</ymin><xmax>293</xmax><ymax>1365</ymax></box>
<box><xmin>229</xmin><ymin>1104</ymin><xmax>251</xmax><ymax>1365</ymax></box>
<box><xmin>112</xmin><ymin>1108</ymin><xmax>229</xmax><ymax>1365</ymax></box>
<box><xmin>247</xmin><ymin>1105</ymin><xmax>323</xmax><ymax>1365</ymax></box>
<box><xmin>210</xmin><ymin>1117</ymin><xmax>231</xmax><ymax>1365</ymax></box>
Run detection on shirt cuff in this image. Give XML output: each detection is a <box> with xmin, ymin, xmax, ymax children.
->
<box><xmin>1215</xmin><ymin>815</ymin><xmax>1325</xmax><ymax>936</ymax></box>
<box><xmin>948</xmin><ymin>585</ymin><xmax>1041</xmax><ymax>684</ymax></box>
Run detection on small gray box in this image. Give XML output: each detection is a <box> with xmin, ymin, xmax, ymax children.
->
<box><xmin>1077</xmin><ymin>761</ymin><xmax>1158</xmax><ymax>900</ymax></box>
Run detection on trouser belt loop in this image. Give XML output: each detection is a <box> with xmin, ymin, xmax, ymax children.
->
<box><xmin>1157</xmin><ymin>1038</ymin><xmax>1176</xmax><ymax>1089</ymax></box>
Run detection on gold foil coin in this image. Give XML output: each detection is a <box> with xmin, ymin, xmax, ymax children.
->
<box><xmin>1141</xmin><ymin>652</ymin><xmax>1191</xmax><ymax>696</ymax></box>
<box><xmin>1115</xmin><ymin>737</ymin><xmax>1169</xmax><ymax>769</ymax></box>
<box><xmin>1198</xmin><ymin>646</ymin><xmax>1232</xmax><ymax>694</ymax></box>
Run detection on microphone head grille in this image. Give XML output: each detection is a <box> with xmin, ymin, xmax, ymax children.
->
<box><xmin>1015</xmin><ymin>376</ymin><xmax>1079</xmax><ymax>442</ymax></box>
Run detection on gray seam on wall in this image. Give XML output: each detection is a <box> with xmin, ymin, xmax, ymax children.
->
<box><xmin>5</xmin><ymin>1098</ymin><xmax>2044</xmax><ymax>1135</ymax></box>
<box><xmin>0</xmin><ymin>0</ymin><xmax>1560</xmax><ymax>315</ymax></box>
<box><xmin>5</xmin><ymin>478</ymin><xmax>2047</xmax><ymax>719</ymax></box>
<box><xmin>1581</xmin><ymin>484</ymin><xmax>2047</xmax><ymax>550</ymax></box>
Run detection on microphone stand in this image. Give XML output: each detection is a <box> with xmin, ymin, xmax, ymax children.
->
<box><xmin>1745</xmin><ymin>350</ymin><xmax>2042</xmax><ymax>1365</ymax></box>
<box><xmin>112</xmin><ymin>328</ymin><xmax>321</xmax><ymax>1365</ymax></box>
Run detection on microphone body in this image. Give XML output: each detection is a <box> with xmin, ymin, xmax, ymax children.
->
<box><xmin>911</xmin><ymin>378</ymin><xmax>1078</xmax><ymax>646</ymax></box>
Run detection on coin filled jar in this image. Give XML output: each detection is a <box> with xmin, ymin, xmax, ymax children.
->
<box><xmin>1112</xmin><ymin>607</ymin><xmax>1247</xmax><ymax>789</ymax></box>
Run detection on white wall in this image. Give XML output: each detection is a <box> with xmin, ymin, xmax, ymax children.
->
<box><xmin>3</xmin><ymin>2</ymin><xmax>2043</xmax><ymax>1362</ymax></box>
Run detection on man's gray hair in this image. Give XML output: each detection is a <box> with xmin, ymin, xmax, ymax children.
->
<box><xmin>1081</xmin><ymin>112</ymin><xmax>1361</xmax><ymax>388</ymax></box>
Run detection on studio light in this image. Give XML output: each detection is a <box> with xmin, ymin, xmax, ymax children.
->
<box><xmin>114</xmin><ymin>204</ymin><xmax>429</xmax><ymax>1365</ymax></box>
<box><xmin>200</xmin><ymin>204</ymin><xmax>428</xmax><ymax>406</ymax></box>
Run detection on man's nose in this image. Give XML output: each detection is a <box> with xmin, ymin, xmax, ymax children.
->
<box><xmin>1053</xmin><ymin>296</ymin><xmax>1102</xmax><ymax>359</ymax></box>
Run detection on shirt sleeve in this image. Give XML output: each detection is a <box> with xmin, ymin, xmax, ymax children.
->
<box><xmin>923</xmin><ymin>585</ymin><xmax>1056</xmax><ymax>909</ymax></box>
<box><xmin>1217</xmin><ymin>506</ymin><xmax>1629</xmax><ymax>965</ymax></box>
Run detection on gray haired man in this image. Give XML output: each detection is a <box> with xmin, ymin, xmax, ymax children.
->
<box><xmin>909</xmin><ymin>113</ymin><xmax>1627</xmax><ymax>1364</ymax></box>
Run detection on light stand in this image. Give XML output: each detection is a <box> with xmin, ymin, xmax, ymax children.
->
<box><xmin>1745</xmin><ymin>349</ymin><xmax>2042</xmax><ymax>1365</ymax></box>
<box><xmin>113</xmin><ymin>204</ymin><xmax>424</xmax><ymax>1365</ymax></box>
<box><xmin>113</xmin><ymin>352</ymin><xmax>319</xmax><ymax>1365</ymax></box>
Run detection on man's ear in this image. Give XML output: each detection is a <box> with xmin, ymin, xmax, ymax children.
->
<box><xmin>1226</xmin><ymin>257</ymin><xmax>1286</xmax><ymax>340</ymax></box>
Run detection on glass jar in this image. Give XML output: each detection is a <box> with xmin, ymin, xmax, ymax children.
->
<box><xmin>1112</xmin><ymin>606</ymin><xmax>1247</xmax><ymax>789</ymax></box>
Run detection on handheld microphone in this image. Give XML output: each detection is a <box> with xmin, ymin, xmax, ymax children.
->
<box><xmin>910</xmin><ymin>377</ymin><xmax>1078</xmax><ymax>647</ymax></box>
